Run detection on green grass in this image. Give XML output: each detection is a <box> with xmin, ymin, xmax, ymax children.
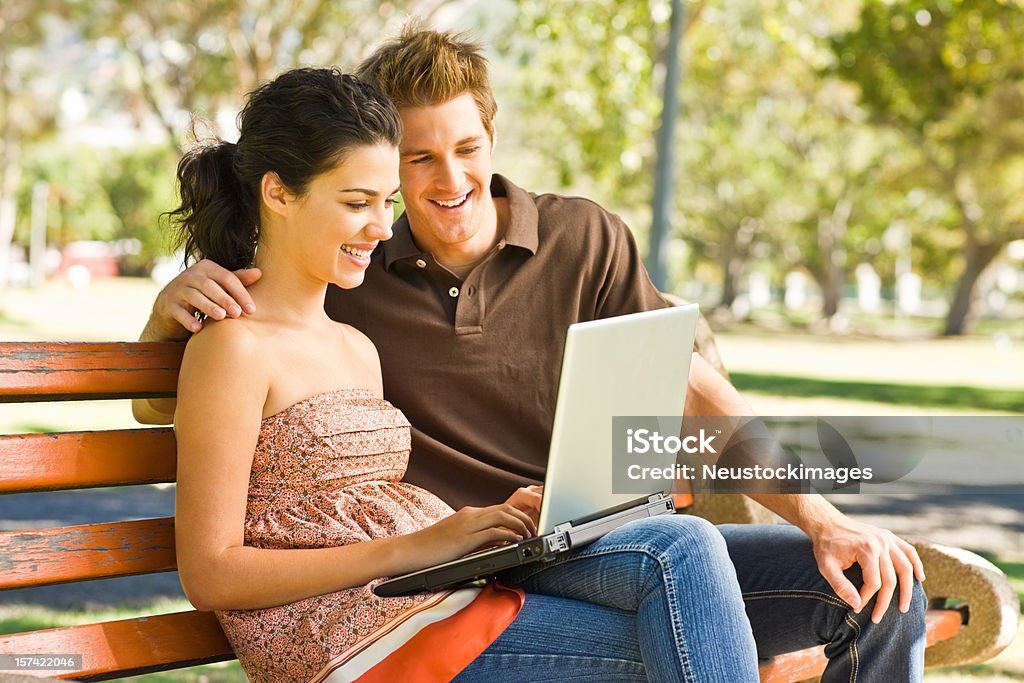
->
<box><xmin>731</xmin><ymin>372</ymin><xmax>1024</xmax><ymax>413</ymax></box>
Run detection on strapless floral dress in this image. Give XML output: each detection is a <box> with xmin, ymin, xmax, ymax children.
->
<box><xmin>215</xmin><ymin>389</ymin><xmax>522</xmax><ymax>682</ymax></box>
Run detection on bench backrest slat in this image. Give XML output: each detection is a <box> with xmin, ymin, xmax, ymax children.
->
<box><xmin>0</xmin><ymin>429</ymin><xmax>176</xmax><ymax>492</ymax></box>
<box><xmin>0</xmin><ymin>518</ymin><xmax>176</xmax><ymax>589</ymax></box>
<box><xmin>0</xmin><ymin>342</ymin><xmax>183</xmax><ymax>402</ymax></box>
<box><xmin>0</xmin><ymin>610</ymin><xmax>234</xmax><ymax>681</ymax></box>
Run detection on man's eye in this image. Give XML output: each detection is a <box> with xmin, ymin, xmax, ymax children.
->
<box><xmin>408</xmin><ymin>156</ymin><xmax>430</xmax><ymax>165</ymax></box>
<box><xmin>459</xmin><ymin>147</ymin><xmax>480</xmax><ymax>155</ymax></box>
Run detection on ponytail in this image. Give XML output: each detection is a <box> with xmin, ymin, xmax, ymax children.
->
<box><xmin>165</xmin><ymin>68</ymin><xmax>401</xmax><ymax>272</ymax></box>
<box><xmin>167</xmin><ymin>141</ymin><xmax>259</xmax><ymax>271</ymax></box>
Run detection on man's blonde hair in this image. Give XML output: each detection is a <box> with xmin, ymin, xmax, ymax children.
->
<box><xmin>357</xmin><ymin>20</ymin><xmax>497</xmax><ymax>140</ymax></box>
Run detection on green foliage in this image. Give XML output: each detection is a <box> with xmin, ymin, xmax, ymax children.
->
<box><xmin>500</xmin><ymin>0</ymin><xmax>667</xmax><ymax>203</ymax></box>
<box><xmin>99</xmin><ymin>145</ymin><xmax>179</xmax><ymax>273</ymax></box>
<box><xmin>16</xmin><ymin>142</ymin><xmax>120</xmax><ymax>244</ymax></box>
<box><xmin>830</xmin><ymin>0</ymin><xmax>1024</xmax><ymax>137</ymax></box>
<box><xmin>14</xmin><ymin>142</ymin><xmax>178</xmax><ymax>272</ymax></box>
<box><xmin>828</xmin><ymin>0</ymin><xmax>1024</xmax><ymax>333</ymax></box>
<box><xmin>61</xmin><ymin>0</ymin><xmax>428</xmax><ymax>149</ymax></box>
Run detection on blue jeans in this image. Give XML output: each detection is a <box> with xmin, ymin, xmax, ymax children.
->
<box><xmin>455</xmin><ymin>517</ymin><xmax>926</xmax><ymax>682</ymax></box>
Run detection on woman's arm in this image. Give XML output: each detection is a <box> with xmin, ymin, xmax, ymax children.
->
<box><xmin>174</xmin><ymin>324</ymin><xmax>534</xmax><ymax>611</ymax></box>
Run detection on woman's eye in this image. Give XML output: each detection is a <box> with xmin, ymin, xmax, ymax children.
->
<box><xmin>346</xmin><ymin>202</ymin><xmax>369</xmax><ymax>210</ymax></box>
<box><xmin>385</xmin><ymin>197</ymin><xmax>402</xmax><ymax>208</ymax></box>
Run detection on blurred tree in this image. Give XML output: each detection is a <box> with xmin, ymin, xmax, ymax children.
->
<box><xmin>16</xmin><ymin>142</ymin><xmax>120</xmax><ymax>248</ymax></box>
<box><xmin>829</xmin><ymin>0</ymin><xmax>1024</xmax><ymax>335</ymax></box>
<box><xmin>98</xmin><ymin>145</ymin><xmax>179</xmax><ymax>273</ymax></box>
<box><xmin>500</xmin><ymin>0</ymin><xmax>705</xmax><ymax>207</ymax></box>
<box><xmin>0</xmin><ymin>0</ymin><xmax>59</xmax><ymax>304</ymax></box>
<box><xmin>64</xmin><ymin>0</ymin><xmax>441</xmax><ymax>151</ymax></box>
<box><xmin>501</xmin><ymin>0</ymin><xmax>910</xmax><ymax>320</ymax></box>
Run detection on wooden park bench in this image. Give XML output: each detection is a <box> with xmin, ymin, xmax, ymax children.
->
<box><xmin>0</xmin><ymin>340</ymin><xmax>1018</xmax><ymax>681</ymax></box>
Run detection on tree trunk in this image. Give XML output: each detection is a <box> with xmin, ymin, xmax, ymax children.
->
<box><xmin>942</xmin><ymin>240</ymin><xmax>1002</xmax><ymax>336</ymax></box>
<box><xmin>718</xmin><ymin>250</ymin><xmax>742</xmax><ymax>310</ymax></box>
<box><xmin>819</xmin><ymin>199</ymin><xmax>851</xmax><ymax>320</ymax></box>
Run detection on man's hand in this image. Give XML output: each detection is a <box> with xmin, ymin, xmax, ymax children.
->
<box><xmin>133</xmin><ymin>260</ymin><xmax>261</xmax><ymax>425</ymax></box>
<box><xmin>504</xmin><ymin>485</ymin><xmax>543</xmax><ymax>529</ymax></box>
<box><xmin>749</xmin><ymin>493</ymin><xmax>925</xmax><ymax>624</ymax></box>
<box><xmin>144</xmin><ymin>260</ymin><xmax>262</xmax><ymax>341</ymax></box>
<box><xmin>807</xmin><ymin>513</ymin><xmax>926</xmax><ymax>624</ymax></box>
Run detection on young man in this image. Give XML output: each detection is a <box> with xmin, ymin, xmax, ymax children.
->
<box><xmin>138</xmin><ymin>24</ymin><xmax>927</xmax><ymax>680</ymax></box>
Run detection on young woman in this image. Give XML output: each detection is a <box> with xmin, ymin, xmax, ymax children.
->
<box><xmin>171</xmin><ymin>68</ymin><xmax>533</xmax><ymax>682</ymax></box>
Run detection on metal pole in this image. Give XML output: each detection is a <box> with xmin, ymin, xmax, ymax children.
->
<box><xmin>646</xmin><ymin>0</ymin><xmax>684</xmax><ymax>291</ymax></box>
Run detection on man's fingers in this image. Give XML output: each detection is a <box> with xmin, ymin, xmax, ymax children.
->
<box><xmin>893</xmin><ymin>550</ymin><xmax>916</xmax><ymax>614</ymax></box>
<box><xmin>871</xmin><ymin>557</ymin><xmax>898</xmax><ymax>623</ymax></box>
<box><xmin>858</xmin><ymin>551</ymin><xmax>883</xmax><ymax>612</ymax></box>
<box><xmin>170</xmin><ymin>307</ymin><xmax>202</xmax><ymax>334</ymax></box>
<box><xmin>897</xmin><ymin>538</ymin><xmax>926</xmax><ymax>582</ymax></box>
<box><xmin>183</xmin><ymin>288</ymin><xmax>227</xmax><ymax>320</ymax></box>
<box><xmin>819</xmin><ymin>559</ymin><xmax>862</xmax><ymax>610</ymax></box>
<box><xmin>198</xmin><ymin>279</ymin><xmax>246</xmax><ymax>318</ymax></box>
<box><xmin>229</xmin><ymin>268</ymin><xmax>262</xmax><ymax>313</ymax></box>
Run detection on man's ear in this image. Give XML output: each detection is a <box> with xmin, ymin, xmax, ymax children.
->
<box><xmin>260</xmin><ymin>171</ymin><xmax>291</xmax><ymax>217</ymax></box>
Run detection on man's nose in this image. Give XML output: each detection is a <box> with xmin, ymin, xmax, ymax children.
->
<box><xmin>434</xmin><ymin>155</ymin><xmax>461</xmax><ymax>191</ymax></box>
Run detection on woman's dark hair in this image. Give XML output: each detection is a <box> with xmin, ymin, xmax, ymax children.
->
<box><xmin>167</xmin><ymin>68</ymin><xmax>403</xmax><ymax>270</ymax></box>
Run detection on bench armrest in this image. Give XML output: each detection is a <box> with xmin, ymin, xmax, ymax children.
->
<box><xmin>913</xmin><ymin>540</ymin><xmax>1020</xmax><ymax>668</ymax></box>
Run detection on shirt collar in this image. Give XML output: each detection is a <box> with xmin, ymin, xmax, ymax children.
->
<box><xmin>382</xmin><ymin>174</ymin><xmax>539</xmax><ymax>271</ymax></box>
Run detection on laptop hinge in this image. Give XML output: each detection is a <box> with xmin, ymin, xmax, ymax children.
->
<box><xmin>546</xmin><ymin>531</ymin><xmax>571</xmax><ymax>553</ymax></box>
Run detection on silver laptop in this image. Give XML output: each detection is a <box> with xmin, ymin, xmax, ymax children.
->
<box><xmin>373</xmin><ymin>305</ymin><xmax>700</xmax><ymax>597</ymax></box>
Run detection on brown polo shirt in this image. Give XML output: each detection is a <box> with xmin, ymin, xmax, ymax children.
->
<box><xmin>325</xmin><ymin>174</ymin><xmax>669</xmax><ymax>508</ymax></box>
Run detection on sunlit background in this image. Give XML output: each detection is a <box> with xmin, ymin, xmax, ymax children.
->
<box><xmin>0</xmin><ymin>1</ymin><xmax>1022</xmax><ymax>680</ymax></box>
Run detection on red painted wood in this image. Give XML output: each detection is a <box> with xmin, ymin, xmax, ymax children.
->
<box><xmin>0</xmin><ymin>518</ymin><xmax>176</xmax><ymax>589</ymax></box>
<box><xmin>758</xmin><ymin>609</ymin><xmax>962</xmax><ymax>681</ymax></box>
<box><xmin>0</xmin><ymin>342</ymin><xmax>184</xmax><ymax>401</ymax></box>
<box><xmin>0</xmin><ymin>428</ymin><xmax>176</xmax><ymax>492</ymax></box>
<box><xmin>0</xmin><ymin>611</ymin><xmax>233</xmax><ymax>681</ymax></box>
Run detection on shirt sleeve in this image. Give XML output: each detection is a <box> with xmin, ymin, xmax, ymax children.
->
<box><xmin>594</xmin><ymin>210</ymin><xmax>671</xmax><ymax>319</ymax></box>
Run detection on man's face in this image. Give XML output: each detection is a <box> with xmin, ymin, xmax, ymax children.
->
<box><xmin>398</xmin><ymin>93</ymin><xmax>496</xmax><ymax>264</ymax></box>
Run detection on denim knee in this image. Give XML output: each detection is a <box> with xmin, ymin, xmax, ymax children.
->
<box><xmin>627</xmin><ymin>515</ymin><xmax>731</xmax><ymax>567</ymax></box>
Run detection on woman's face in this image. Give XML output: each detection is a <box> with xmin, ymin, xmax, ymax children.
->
<box><xmin>286</xmin><ymin>143</ymin><xmax>400</xmax><ymax>289</ymax></box>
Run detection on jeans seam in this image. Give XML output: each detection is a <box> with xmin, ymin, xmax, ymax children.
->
<box><xmin>514</xmin><ymin>543</ymin><xmax>697</xmax><ymax>682</ymax></box>
<box><xmin>741</xmin><ymin>589</ymin><xmax>852</xmax><ymax>611</ymax></box>
<box><xmin>844</xmin><ymin>612</ymin><xmax>861</xmax><ymax>683</ymax></box>
<box><xmin>744</xmin><ymin>589</ymin><xmax>861</xmax><ymax>682</ymax></box>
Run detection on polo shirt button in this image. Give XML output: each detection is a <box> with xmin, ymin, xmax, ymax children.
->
<box><xmin>415</xmin><ymin>258</ymin><xmax>427</xmax><ymax>268</ymax></box>
<box><xmin>448</xmin><ymin>286</ymin><xmax>460</xmax><ymax>298</ymax></box>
